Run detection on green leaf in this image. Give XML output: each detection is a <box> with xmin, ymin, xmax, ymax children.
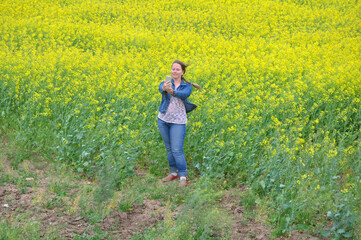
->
<box><xmin>342</xmin><ymin>232</ymin><xmax>353</xmax><ymax>238</ymax></box>
<box><xmin>228</xmin><ymin>152</ymin><xmax>234</xmax><ymax>157</ymax></box>
<box><xmin>321</xmin><ymin>230</ymin><xmax>331</xmax><ymax>237</ymax></box>
<box><xmin>260</xmin><ymin>180</ymin><xmax>265</xmax><ymax>190</ymax></box>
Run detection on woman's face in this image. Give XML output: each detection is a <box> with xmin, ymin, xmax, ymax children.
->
<box><xmin>171</xmin><ymin>63</ymin><xmax>184</xmax><ymax>80</ymax></box>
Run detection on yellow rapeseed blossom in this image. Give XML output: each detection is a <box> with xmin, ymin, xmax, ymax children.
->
<box><xmin>0</xmin><ymin>0</ymin><xmax>360</xmax><ymax>201</ymax></box>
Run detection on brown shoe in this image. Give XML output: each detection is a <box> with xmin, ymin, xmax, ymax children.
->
<box><xmin>162</xmin><ymin>174</ymin><xmax>179</xmax><ymax>182</ymax></box>
<box><xmin>178</xmin><ymin>179</ymin><xmax>187</xmax><ymax>187</ymax></box>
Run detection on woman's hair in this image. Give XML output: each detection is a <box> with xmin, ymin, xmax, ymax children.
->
<box><xmin>173</xmin><ymin>60</ymin><xmax>202</xmax><ymax>91</ymax></box>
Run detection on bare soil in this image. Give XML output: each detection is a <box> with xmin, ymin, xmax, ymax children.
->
<box><xmin>221</xmin><ymin>190</ymin><xmax>322</xmax><ymax>240</ymax></box>
<box><xmin>0</xmin><ymin>159</ymin><xmax>166</xmax><ymax>239</ymax></box>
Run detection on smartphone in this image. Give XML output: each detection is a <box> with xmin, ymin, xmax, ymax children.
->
<box><xmin>165</xmin><ymin>76</ymin><xmax>171</xmax><ymax>83</ymax></box>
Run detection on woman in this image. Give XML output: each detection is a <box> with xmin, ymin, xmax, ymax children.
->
<box><xmin>157</xmin><ymin>60</ymin><xmax>201</xmax><ymax>187</ymax></box>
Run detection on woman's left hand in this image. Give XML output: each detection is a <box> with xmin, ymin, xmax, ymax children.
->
<box><xmin>163</xmin><ymin>81</ymin><xmax>174</xmax><ymax>95</ymax></box>
<box><xmin>163</xmin><ymin>81</ymin><xmax>171</xmax><ymax>90</ymax></box>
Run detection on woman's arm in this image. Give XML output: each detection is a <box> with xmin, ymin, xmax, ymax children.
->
<box><xmin>159</xmin><ymin>81</ymin><xmax>166</xmax><ymax>94</ymax></box>
<box><xmin>172</xmin><ymin>83</ymin><xmax>192</xmax><ymax>100</ymax></box>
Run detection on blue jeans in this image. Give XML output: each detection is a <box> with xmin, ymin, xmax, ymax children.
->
<box><xmin>157</xmin><ymin>118</ymin><xmax>188</xmax><ymax>177</ymax></box>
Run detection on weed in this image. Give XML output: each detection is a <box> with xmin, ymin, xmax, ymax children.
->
<box><xmin>135</xmin><ymin>179</ymin><xmax>232</xmax><ymax>239</ymax></box>
<box><xmin>0</xmin><ymin>213</ymin><xmax>43</xmax><ymax>239</ymax></box>
<box><xmin>322</xmin><ymin>198</ymin><xmax>359</xmax><ymax>239</ymax></box>
<box><xmin>43</xmin><ymin>195</ymin><xmax>65</xmax><ymax>210</ymax></box>
<box><xmin>118</xmin><ymin>199</ymin><xmax>133</xmax><ymax>212</ymax></box>
<box><xmin>240</xmin><ymin>189</ymin><xmax>257</xmax><ymax>212</ymax></box>
<box><xmin>74</xmin><ymin>226</ymin><xmax>112</xmax><ymax>239</ymax></box>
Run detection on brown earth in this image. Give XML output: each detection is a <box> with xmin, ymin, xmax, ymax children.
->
<box><xmin>0</xmin><ymin>158</ymin><xmax>166</xmax><ymax>239</ymax></box>
<box><xmin>1</xmin><ymin>184</ymin><xmax>165</xmax><ymax>239</ymax></box>
<box><xmin>221</xmin><ymin>190</ymin><xmax>323</xmax><ymax>240</ymax></box>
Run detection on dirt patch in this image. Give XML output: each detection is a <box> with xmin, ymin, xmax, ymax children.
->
<box><xmin>220</xmin><ymin>191</ymin><xmax>272</xmax><ymax>240</ymax></box>
<box><xmin>221</xmin><ymin>189</ymin><xmax>323</xmax><ymax>240</ymax></box>
<box><xmin>0</xmin><ymin>146</ymin><xmax>166</xmax><ymax>240</ymax></box>
<box><xmin>101</xmin><ymin>199</ymin><xmax>165</xmax><ymax>237</ymax></box>
<box><xmin>0</xmin><ymin>181</ymin><xmax>166</xmax><ymax>239</ymax></box>
<box><xmin>231</xmin><ymin>207</ymin><xmax>271</xmax><ymax>239</ymax></box>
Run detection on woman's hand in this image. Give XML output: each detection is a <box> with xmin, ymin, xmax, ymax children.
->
<box><xmin>163</xmin><ymin>81</ymin><xmax>174</xmax><ymax>95</ymax></box>
<box><xmin>163</xmin><ymin>81</ymin><xmax>172</xmax><ymax>91</ymax></box>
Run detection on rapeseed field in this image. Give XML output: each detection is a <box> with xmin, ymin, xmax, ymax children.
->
<box><xmin>1</xmin><ymin>0</ymin><xmax>360</xmax><ymax>237</ymax></box>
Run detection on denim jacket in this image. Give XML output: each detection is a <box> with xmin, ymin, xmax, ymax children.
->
<box><xmin>158</xmin><ymin>79</ymin><xmax>197</xmax><ymax>114</ymax></box>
